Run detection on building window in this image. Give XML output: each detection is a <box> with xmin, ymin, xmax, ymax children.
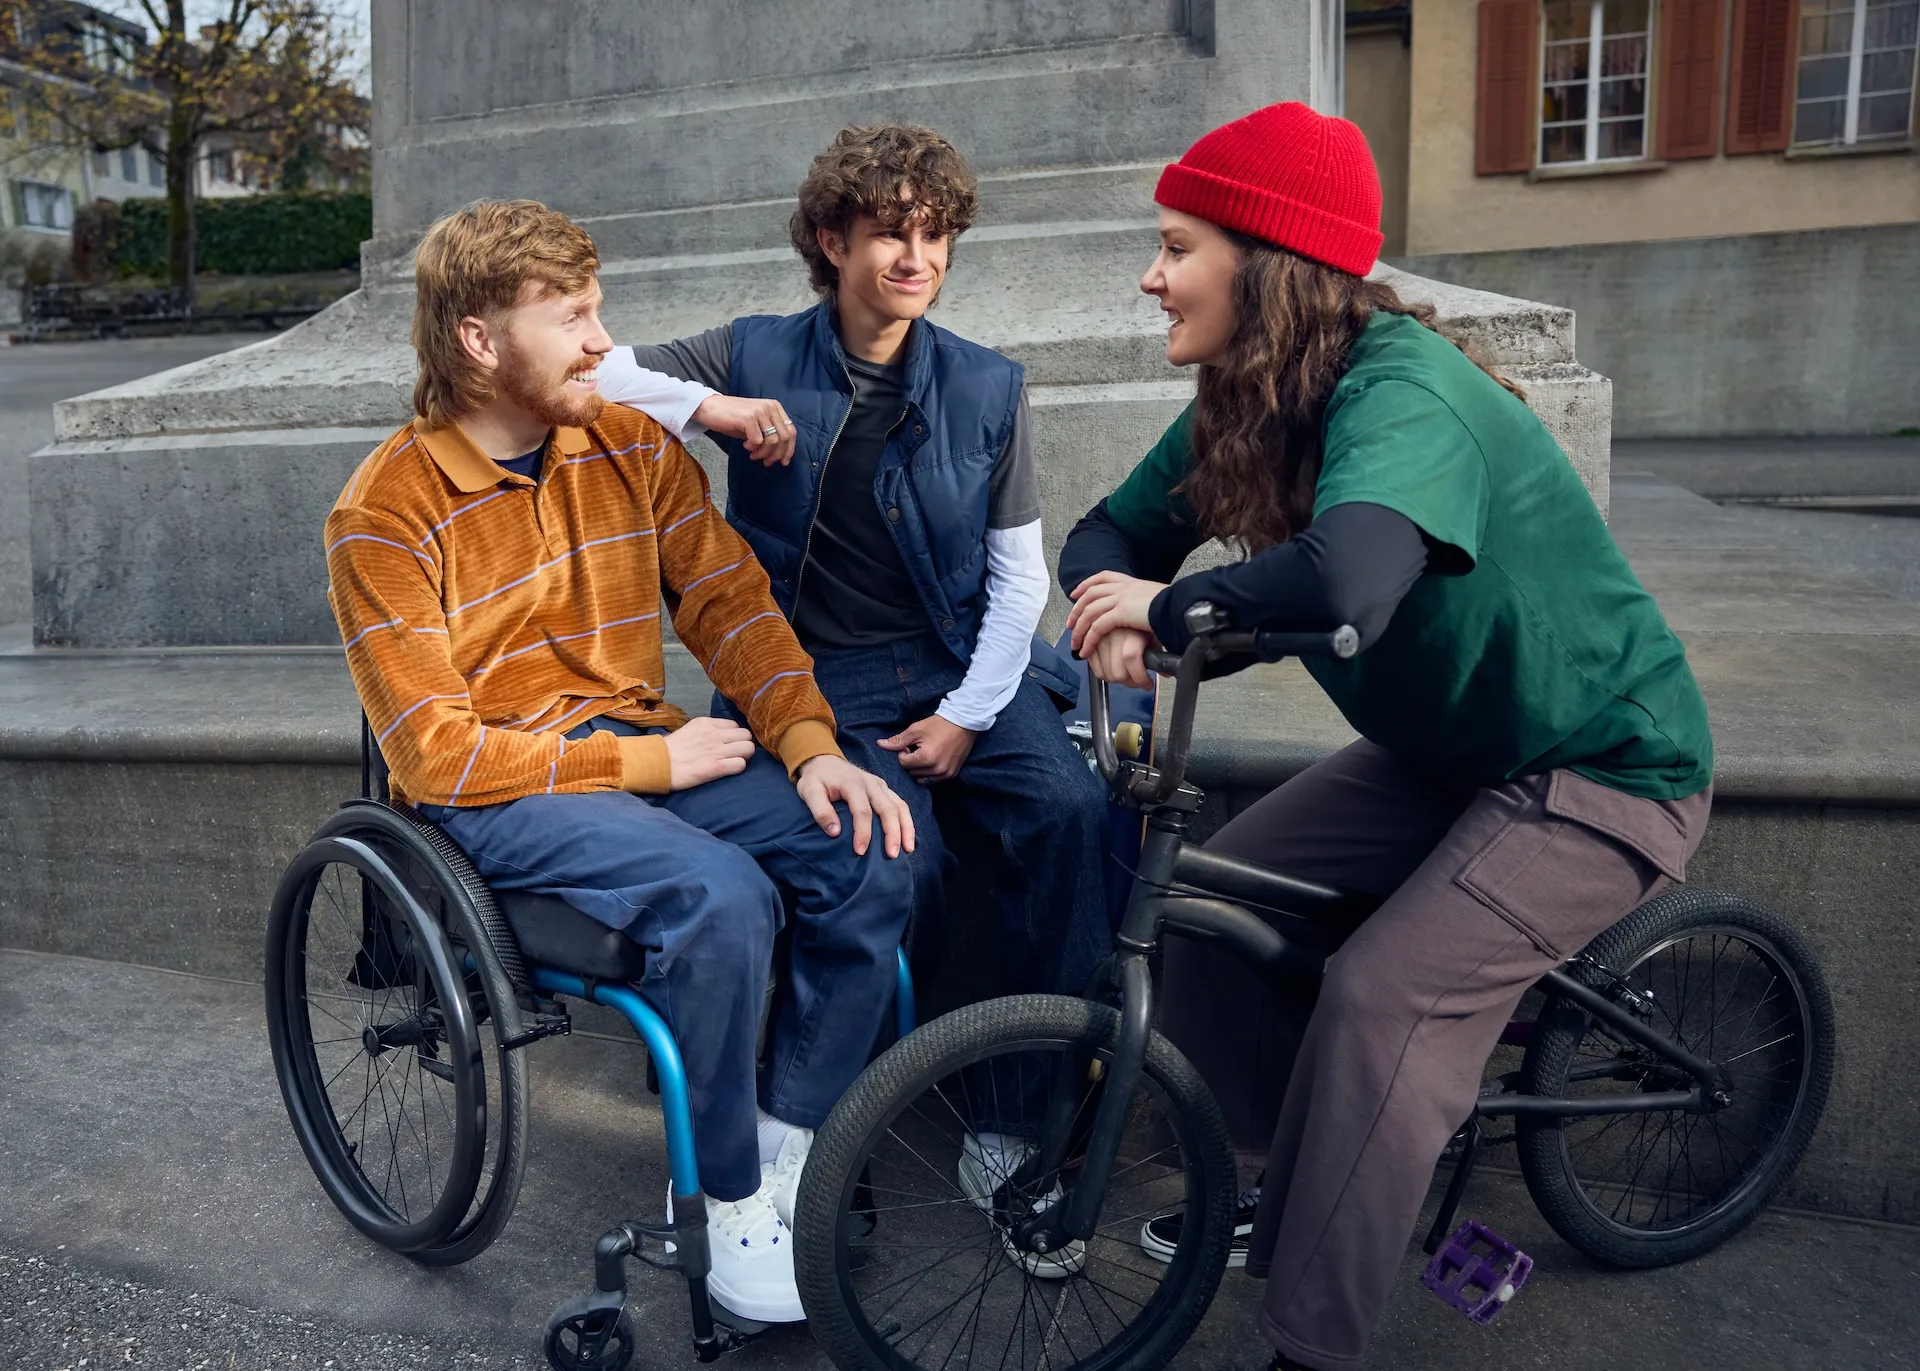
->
<box><xmin>148</xmin><ymin>149</ymin><xmax>164</xmax><ymax>187</ymax></box>
<box><xmin>120</xmin><ymin>146</ymin><xmax>138</xmax><ymax>182</ymax></box>
<box><xmin>17</xmin><ymin>179</ymin><xmax>74</xmax><ymax>230</ymax></box>
<box><xmin>1794</xmin><ymin>0</ymin><xmax>1920</xmax><ymax>145</ymax></box>
<box><xmin>91</xmin><ymin>149</ymin><xmax>110</xmax><ymax>177</ymax></box>
<box><xmin>1540</xmin><ymin>0</ymin><xmax>1653</xmax><ymax>163</ymax></box>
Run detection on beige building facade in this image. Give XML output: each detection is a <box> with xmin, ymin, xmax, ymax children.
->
<box><xmin>1347</xmin><ymin>0</ymin><xmax>1919</xmax><ymax>256</ymax></box>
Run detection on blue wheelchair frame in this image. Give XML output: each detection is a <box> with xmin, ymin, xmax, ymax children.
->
<box><xmin>532</xmin><ymin>955</ymin><xmax>916</xmax><ymax>1204</ymax></box>
<box><xmin>530</xmin><ymin>957</ymin><xmax>914</xmax><ymax>1361</ymax></box>
<box><xmin>351</xmin><ymin>719</ymin><xmax>917</xmax><ymax>1362</ymax></box>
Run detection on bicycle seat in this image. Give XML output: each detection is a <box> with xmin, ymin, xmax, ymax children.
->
<box><xmin>496</xmin><ymin>888</ymin><xmax>648</xmax><ymax>983</ymax></box>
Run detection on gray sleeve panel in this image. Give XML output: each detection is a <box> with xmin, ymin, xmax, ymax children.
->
<box><xmin>987</xmin><ymin>386</ymin><xmax>1042</xmax><ymax>529</ymax></box>
<box><xmin>628</xmin><ymin>323</ymin><xmax>735</xmax><ymax>394</ymax></box>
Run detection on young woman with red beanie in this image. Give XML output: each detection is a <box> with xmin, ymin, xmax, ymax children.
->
<box><xmin>1058</xmin><ymin>102</ymin><xmax>1715</xmax><ymax>1371</ymax></box>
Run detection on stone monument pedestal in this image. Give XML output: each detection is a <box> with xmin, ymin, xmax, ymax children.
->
<box><xmin>28</xmin><ymin>0</ymin><xmax>1607</xmax><ymax>648</ymax></box>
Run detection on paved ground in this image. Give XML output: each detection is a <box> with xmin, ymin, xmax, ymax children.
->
<box><xmin>1615</xmin><ymin>437</ymin><xmax>1920</xmax><ymax>609</ymax></box>
<box><xmin>0</xmin><ymin>335</ymin><xmax>270</xmax><ymax>625</ymax></box>
<box><xmin>3</xmin><ymin>948</ymin><xmax>1918</xmax><ymax>1371</ymax></box>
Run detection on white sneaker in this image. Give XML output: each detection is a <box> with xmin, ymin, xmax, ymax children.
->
<box><xmin>761</xmin><ymin>1123</ymin><xmax>813</xmax><ymax>1229</ymax></box>
<box><xmin>956</xmin><ymin>1133</ymin><xmax>1088</xmax><ymax>1280</ymax></box>
<box><xmin>667</xmin><ymin>1184</ymin><xmax>804</xmax><ymax>1324</ymax></box>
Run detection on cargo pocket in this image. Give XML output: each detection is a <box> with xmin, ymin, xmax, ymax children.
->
<box><xmin>1454</xmin><ymin>773</ymin><xmax>1685</xmax><ymax>959</ymax></box>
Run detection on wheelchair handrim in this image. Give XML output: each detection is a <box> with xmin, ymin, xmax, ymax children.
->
<box><xmin>266</xmin><ymin>835</ymin><xmax>488</xmax><ymax>1251</ymax></box>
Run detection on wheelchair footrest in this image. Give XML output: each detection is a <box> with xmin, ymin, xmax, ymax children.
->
<box><xmin>1420</xmin><ymin>1220</ymin><xmax>1532</xmax><ymax>1325</ymax></box>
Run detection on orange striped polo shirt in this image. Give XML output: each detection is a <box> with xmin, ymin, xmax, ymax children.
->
<box><xmin>324</xmin><ymin>403</ymin><xmax>840</xmax><ymax>807</ymax></box>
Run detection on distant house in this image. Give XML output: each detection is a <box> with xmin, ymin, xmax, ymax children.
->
<box><xmin>0</xmin><ymin>0</ymin><xmax>147</xmax><ymax>250</ymax></box>
<box><xmin>1345</xmin><ymin>0</ymin><xmax>1918</xmax><ymax>257</ymax></box>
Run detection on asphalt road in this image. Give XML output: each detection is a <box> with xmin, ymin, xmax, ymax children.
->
<box><xmin>0</xmin><ymin>334</ymin><xmax>269</xmax><ymax>626</ymax></box>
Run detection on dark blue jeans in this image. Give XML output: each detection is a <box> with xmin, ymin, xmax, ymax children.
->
<box><xmin>802</xmin><ymin>632</ymin><xmax>1113</xmax><ymax>1133</ymax></box>
<box><xmin>423</xmin><ymin>722</ymin><xmax>911</xmax><ymax>1201</ymax></box>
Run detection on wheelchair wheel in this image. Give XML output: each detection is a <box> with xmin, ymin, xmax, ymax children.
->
<box><xmin>266</xmin><ymin>803</ymin><xmax>529</xmax><ymax>1264</ymax></box>
<box><xmin>1517</xmin><ymin>887</ymin><xmax>1834</xmax><ymax>1268</ymax></box>
<box><xmin>794</xmin><ymin>995</ymin><xmax>1235</xmax><ymax>1371</ymax></box>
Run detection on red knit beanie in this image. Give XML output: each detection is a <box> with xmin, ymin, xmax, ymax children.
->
<box><xmin>1154</xmin><ymin>102</ymin><xmax>1383</xmax><ymax>277</ymax></box>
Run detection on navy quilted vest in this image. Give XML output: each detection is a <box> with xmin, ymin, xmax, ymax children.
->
<box><xmin>715</xmin><ymin>304</ymin><xmax>1077</xmax><ymax>704</ymax></box>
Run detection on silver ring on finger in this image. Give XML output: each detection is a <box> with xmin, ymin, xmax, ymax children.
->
<box><xmin>761</xmin><ymin>425</ymin><xmax>780</xmax><ymax>438</ymax></box>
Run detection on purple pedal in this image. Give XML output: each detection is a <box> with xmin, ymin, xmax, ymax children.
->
<box><xmin>1420</xmin><ymin>1221</ymin><xmax>1532</xmax><ymax>1325</ymax></box>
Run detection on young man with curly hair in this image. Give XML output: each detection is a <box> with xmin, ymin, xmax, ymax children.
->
<box><xmin>600</xmin><ymin>125</ymin><xmax>1111</xmax><ymax>1269</ymax></box>
<box><xmin>325</xmin><ymin>199</ymin><xmax>915</xmax><ymax>1323</ymax></box>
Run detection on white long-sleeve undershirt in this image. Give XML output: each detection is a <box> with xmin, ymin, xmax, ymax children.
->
<box><xmin>595</xmin><ymin>347</ymin><xmax>715</xmax><ymax>443</ymax></box>
<box><xmin>937</xmin><ymin>520</ymin><xmax>1049</xmax><ymax>733</ymax></box>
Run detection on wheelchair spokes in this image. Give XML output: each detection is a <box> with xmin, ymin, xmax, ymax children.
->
<box><xmin>267</xmin><ymin>833</ymin><xmax>490</xmax><ymax>1253</ymax></box>
<box><xmin>303</xmin><ymin>858</ymin><xmax>475</xmax><ymax>1226</ymax></box>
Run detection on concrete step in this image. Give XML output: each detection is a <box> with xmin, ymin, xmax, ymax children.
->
<box><xmin>5</xmin><ymin>947</ymin><xmax>1917</xmax><ymax>1371</ymax></box>
<box><xmin>51</xmin><ymin>248</ymin><xmax>1577</xmax><ymax>446</ymax></box>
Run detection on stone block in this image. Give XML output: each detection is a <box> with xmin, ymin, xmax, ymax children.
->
<box><xmin>30</xmin><ymin>428</ymin><xmax>388</xmax><ymax>648</ymax></box>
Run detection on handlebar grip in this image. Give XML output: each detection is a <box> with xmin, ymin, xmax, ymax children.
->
<box><xmin>1143</xmin><ymin>648</ymin><xmax>1182</xmax><ymax>675</ymax></box>
<box><xmin>1250</xmin><ymin>625</ymin><xmax>1361</xmax><ymax>661</ymax></box>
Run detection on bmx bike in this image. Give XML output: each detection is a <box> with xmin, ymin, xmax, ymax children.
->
<box><xmin>791</xmin><ymin>602</ymin><xmax>1834</xmax><ymax>1371</ymax></box>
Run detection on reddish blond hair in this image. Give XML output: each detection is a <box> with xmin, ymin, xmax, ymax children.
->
<box><xmin>410</xmin><ymin>200</ymin><xmax>601</xmax><ymax>429</ymax></box>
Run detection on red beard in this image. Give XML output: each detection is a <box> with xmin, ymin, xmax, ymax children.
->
<box><xmin>496</xmin><ymin>343</ymin><xmax>605</xmax><ymax>430</ymax></box>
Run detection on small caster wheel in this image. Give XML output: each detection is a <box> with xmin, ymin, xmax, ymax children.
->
<box><xmin>544</xmin><ymin>1294</ymin><xmax>637</xmax><ymax>1371</ymax></box>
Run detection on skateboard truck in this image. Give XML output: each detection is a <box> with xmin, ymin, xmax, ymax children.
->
<box><xmin>1420</xmin><ymin>1220</ymin><xmax>1533</xmax><ymax>1325</ymax></box>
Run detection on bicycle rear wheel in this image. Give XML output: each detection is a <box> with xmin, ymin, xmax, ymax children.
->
<box><xmin>794</xmin><ymin>995</ymin><xmax>1236</xmax><ymax>1371</ymax></box>
<box><xmin>1517</xmin><ymin>887</ymin><xmax>1833</xmax><ymax>1268</ymax></box>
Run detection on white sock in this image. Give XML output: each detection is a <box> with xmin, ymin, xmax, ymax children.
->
<box><xmin>757</xmin><ymin>1107</ymin><xmax>797</xmax><ymax>1165</ymax></box>
<box><xmin>972</xmin><ymin>1131</ymin><xmax>1028</xmax><ymax>1174</ymax></box>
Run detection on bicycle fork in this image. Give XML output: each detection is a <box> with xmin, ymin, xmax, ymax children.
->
<box><xmin>1015</xmin><ymin>818</ymin><xmax>1184</xmax><ymax>1256</ymax></box>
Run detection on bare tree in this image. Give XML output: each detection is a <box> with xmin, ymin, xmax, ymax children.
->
<box><xmin>0</xmin><ymin>0</ymin><xmax>364</xmax><ymax>300</ymax></box>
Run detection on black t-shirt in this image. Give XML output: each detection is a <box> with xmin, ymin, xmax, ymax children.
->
<box><xmin>792</xmin><ymin>353</ymin><xmax>925</xmax><ymax>649</ymax></box>
<box><xmin>627</xmin><ymin>323</ymin><xmax>1041</xmax><ymax>652</ymax></box>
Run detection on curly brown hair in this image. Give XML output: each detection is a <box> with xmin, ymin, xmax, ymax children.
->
<box><xmin>1178</xmin><ymin>234</ymin><xmax>1523</xmax><ymax>553</ymax></box>
<box><xmin>789</xmin><ymin>123</ymin><xmax>979</xmax><ymax>299</ymax></box>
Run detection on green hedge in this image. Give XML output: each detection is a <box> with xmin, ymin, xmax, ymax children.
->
<box><xmin>109</xmin><ymin>191</ymin><xmax>371</xmax><ymax>276</ymax></box>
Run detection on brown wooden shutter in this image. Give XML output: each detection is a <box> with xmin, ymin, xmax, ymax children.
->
<box><xmin>1477</xmin><ymin>0</ymin><xmax>1541</xmax><ymax>174</ymax></box>
<box><xmin>1657</xmin><ymin>0</ymin><xmax>1728</xmax><ymax>159</ymax></box>
<box><xmin>1726</xmin><ymin>0</ymin><xmax>1798</xmax><ymax>153</ymax></box>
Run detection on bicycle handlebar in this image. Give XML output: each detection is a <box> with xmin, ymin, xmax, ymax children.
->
<box><xmin>1085</xmin><ymin>606</ymin><xmax>1358</xmax><ymax>800</ymax></box>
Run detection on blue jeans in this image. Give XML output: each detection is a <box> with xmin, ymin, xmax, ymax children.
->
<box><xmin>423</xmin><ymin>722</ymin><xmax>911</xmax><ymax>1201</ymax></box>
<box><xmin>798</xmin><ymin>632</ymin><xmax>1113</xmax><ymax>1132</ymax></box>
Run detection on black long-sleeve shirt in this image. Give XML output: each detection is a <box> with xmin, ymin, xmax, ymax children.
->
<box><xmin>1058</xmin><ymin>499</ymin><xmax>1430</xmax><ymax>655</ymax></box>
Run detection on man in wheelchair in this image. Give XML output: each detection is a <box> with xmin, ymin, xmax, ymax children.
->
<box><xmin>323</xmin><ymin>199</ymin><xmax>915</xmax><ymax>1326</ymax></box>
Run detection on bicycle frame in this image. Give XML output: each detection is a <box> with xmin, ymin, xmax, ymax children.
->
<box><xmin>1018</xmin><ymin>606</ymin><xmax>1736</xmax><ymax>1257</ymax></box>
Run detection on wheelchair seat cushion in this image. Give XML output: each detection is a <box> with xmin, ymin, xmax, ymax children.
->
<box><xmin>495</xmin><ymin>888</ymin><xmax>649</xmax><ymax>983</ymax></box>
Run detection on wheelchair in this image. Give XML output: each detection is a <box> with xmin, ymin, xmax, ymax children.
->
<box><xmin>789</xmin><ymin>607</ymin><xmax>1836</xmax><ymax>1371</ymax></box>
<box><xmin>263</xmin><ymin>723</ymin><xmax>916</xmax><ymax>1369</ymax></box>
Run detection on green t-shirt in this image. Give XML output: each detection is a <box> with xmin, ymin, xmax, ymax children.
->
<box><xmin>1103</xmin><ymin>310</ymin><xmax>1712</xmax><ymax>800</ymax></box>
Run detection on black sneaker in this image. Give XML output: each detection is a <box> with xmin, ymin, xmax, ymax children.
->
<box><xmin>1139</xmin><ymin>1185</ymin><xmax>1260</xmax><ymax>1267</ymax></box>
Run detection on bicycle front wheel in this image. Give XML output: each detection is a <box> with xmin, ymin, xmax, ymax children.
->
<box><xmin>794</xmin><ymin>995</ymin><xmax>1236</xmax><ymax>1371</ymax></box>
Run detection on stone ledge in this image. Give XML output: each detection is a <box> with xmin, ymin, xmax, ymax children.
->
<box><xmin>1171</xmin><ymin>628</ymin><xmax>1920</xmax><ymax>809</ymax></box>
<box><xmin>48</xmin><ymin>253</ymin><xmax>1577</xmax><ymax>445</ymax></box>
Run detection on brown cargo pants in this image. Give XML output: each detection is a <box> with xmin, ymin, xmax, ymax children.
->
<box><xmin>1159</xmin><ymin>740</ymin><xmax>1711</xmax><ymax>1370</ymax></box>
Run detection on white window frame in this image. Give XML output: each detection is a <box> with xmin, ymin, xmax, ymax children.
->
<box><xmin>16</xmin><ymin>178</ymin><xmax>74</xmax><ymax>231</ymax></box>
<box><xmin>1540</xmin><ymin>0</ymin><xmax>1656</xmax><ymax>166</ymax></box>
<box><xmin>1794</xmin><ymin>0</ymin><xmax>1920</xmax><ymax>146</ymax></box>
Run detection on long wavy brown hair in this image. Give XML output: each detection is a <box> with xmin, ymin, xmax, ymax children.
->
<box><xmin>1177</xmin><ymin>233</ymin><xmax>1520</xmax><ymax>552</ymax></box>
